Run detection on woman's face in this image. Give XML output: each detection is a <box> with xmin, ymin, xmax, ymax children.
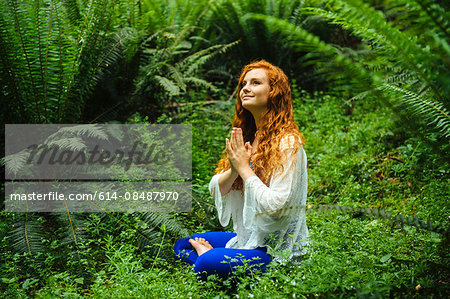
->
<box><xmin>239</xmin><ymin>68</ymin><xmax>270</xmax><ymax>114</ymax></box>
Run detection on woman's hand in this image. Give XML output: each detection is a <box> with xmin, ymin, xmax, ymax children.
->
<box><xmin>226</xmin><ymin>127</ymin><xmax>252</xmax><ymax>175</ymax></box>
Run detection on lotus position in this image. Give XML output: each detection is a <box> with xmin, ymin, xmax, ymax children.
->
<box><xmin>174</xmin><ymin>60</ymin><xmax>309</xmax><ymax>279</ymax></box>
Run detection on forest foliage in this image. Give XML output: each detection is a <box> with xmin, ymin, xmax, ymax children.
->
<box><xmin>0</xmin><ymin>0</ymin><xmax>448</xmax><ymax>297</ymax></box>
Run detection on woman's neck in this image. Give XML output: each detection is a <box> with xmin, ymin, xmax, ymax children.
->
<box><xmin>252</xmin><ymin>110</ymin><xmax>265</xmax><ymax>131</ymax></box>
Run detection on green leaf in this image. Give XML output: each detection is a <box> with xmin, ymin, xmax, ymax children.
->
<box><xmin>380</xmin><ymin>253</ymin><xmax>392</xmax><ymax>263</ymax></box>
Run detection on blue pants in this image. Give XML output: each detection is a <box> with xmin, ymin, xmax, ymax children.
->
<box><xmin>174</xmin><ymin>232</ymin><xmax>272</xmax><ymax>280</ymax></box>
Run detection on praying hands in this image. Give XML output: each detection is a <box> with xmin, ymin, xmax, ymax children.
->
<box><xmin>226</xmin><ymin>127</ymin><xmax>256</xmax><ymax>183</ymax></box>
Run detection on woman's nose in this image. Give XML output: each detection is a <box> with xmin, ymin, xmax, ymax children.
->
<box><xmin>242</xmin><ymin>83</ymin><xmax>250</xmax><ymax>92</ymax></box>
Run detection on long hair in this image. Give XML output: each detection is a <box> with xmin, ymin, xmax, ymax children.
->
<box><xmin>215</xmin><ymin>59</ymin><xmax>305</xmax><ymax>190</ymax></box>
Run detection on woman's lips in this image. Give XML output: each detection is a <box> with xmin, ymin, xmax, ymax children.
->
<box><xmin>242</xmin><ymin>95</ymin><xmax>253</xmax><ymax>100</ymax></box>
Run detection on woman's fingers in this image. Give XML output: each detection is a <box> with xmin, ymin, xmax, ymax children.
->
<box><xmin>226</xmin><ymin>138</ymin><xmax>234</xmax><ymax>157</ymax></box>
<box><xmin>231</xmin><ymin>128</ymin><xmax>237</xmax><ymax>149</ymax></box>
<box><xmin>226</xmin><ymin>138</ymin><xmax>238</xmax><ymax>172</ymax></box>
<box><xmin>235</xmin><ymin>128</ymin><xmax>244</xmax><ymax>148</ymax></box>
<box><xmin>231</xmin><ymin>127</ymin><xmax>244</xmax><ymax>149</ymax></box>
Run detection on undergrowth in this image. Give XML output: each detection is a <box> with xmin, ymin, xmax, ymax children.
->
<box><xmin>1</xmin><ymin>90</ymin><xmax>448</xmax><ymax>297</ymax></box>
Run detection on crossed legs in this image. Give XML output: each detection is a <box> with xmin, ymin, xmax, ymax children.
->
<box><xmin>174</xmin><ymin>232</ymin><xmax>272</xmax><ymax>280</ymax></box>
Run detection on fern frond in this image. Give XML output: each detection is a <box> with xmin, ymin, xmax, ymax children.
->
<box><xmin>56</xmin><ymin>209</ymin><xmax>88</xmax><ymax>275</ymax></box>
<box><xmin>166</xmin><ymin>64</ymin><xmax>187</xmax><ymax>92</ymax></box>
<box><xmin>6</xmin><ymin>0</ymin><xmax>42</xmax><ymax>122</ymax></box>
<box><xmin>384</xmin><ymin>72</ymin><xmax>417</xmax><ymax>85</ymax></box>
<box><xmin>154</xmin><ymin>75</ymin><xmax>180</xmax><ymax>96</ymax></box>
<box><xmin>142</xmin><ymin>0</ymin><xmax>209</xmax><ymax>34</ymax></box>
<box><xmin>46</xmin><ymin>125</ymin><xmax>109</xmax><ymax>142</ymax></box>
<box><xmin>9</xmin><ymin>213</ymin><xmax>44</xmax><ymax>257</ymax></box>
<box><xmin>381</xmin><ymin>84</ymin><xmax>450</xmax><ymax>137</ymax></box>
<box><xmin>254</xmin><ymin>4</ymin><xmax>449</xmax><ymax>139</ymax></box>
<box><xmin>134</xmin><ymin>226</ymin><xmax>163</xmax><ymax>253</ymax></box>
<box><xmin>4</xmin><ymin>150</ymin><xmax>31</xmax><ymax>177</ymax></box>
<box><xmin>63</xmin><ymin>0</ymin><xmax>82</xmax><ymax>25</ymax></box>
<box><xmin>44</xmin><ymin>137</ymin><xmax>87</xmax><ymax>152</ymax></box>
<box><xmin>184</xmin><ymin>77</ymin><xmax>220</xmax><ymax>93</ymax></box>
<box><xmin>301</xmin><ymin>0</ymin><xmax>443</xmax><ymax>100</ymax></box>
<box><xmin>141</xmin><ymin>209</ymin><xmax>190</xmax><ymax>237</ymax></box>
<box><xmin>413</xmin><ymin>0</ymin><xmax>449</xmax><ymax>40</ymax></box>
<box><xmin>182</xmin><ymin>40</ymin><xmax>239</xmax><ymax>75</ymax></box>
<box><xmin>58</xmin><ymin>210</ymin><xmax>87</xmax><ymax>246</ymax></box>
<box><xmin>0</xmin><ymin>15</ymin><xmax>27</xmax><ymax>122</ymax></box>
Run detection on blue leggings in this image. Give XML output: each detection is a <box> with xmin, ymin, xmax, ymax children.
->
<box><xmin>174</xmin><ymin>232</ymin><xmax>272</xmax><ymax>280</ymax></box>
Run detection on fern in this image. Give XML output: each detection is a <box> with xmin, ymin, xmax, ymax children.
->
<box><xmin>181</xmin><ymin>41</ymin><xmax>239</xmax><ymax>75</ymax></box>
<box><xmin>129</xmin><ymin>25</ymin><xmax>237</xmax><ymax>118</ymax></box>
<box><xmin>141</xmin><ymin>209</ymin><xmax>190</xmax><ymax>237</ymax></box>
<box><xmin>9</xmin><ymin>213</ymin><xmax>44</xmax><ymax>257</ymax></box>
<box><xmin>0</xmin><ymin>0</ymin><xmax>137</xmax><ymax>123</ymax></box>
<box><xmin>142</xmin><ymin>0</ymin><xmax>208</xmax><ymax>33</ymax></box>
<box><xmin>184</xmin><ymin>77</ymin><xmax>220</xmax><ymax>94</ymax></box>
<box><xmin>4</xmin><ymin>150</ymin><xmax>31</xmax><ymax>177</ymax></box>
<box><xmin>251</xmin><ymin>0</ymin><xmax>449</xmax><ymax>141</ymax></box>
<box><xmin>58</xmin><ymin>210</ymin><xmax>89</xmax><ymax>272</ymax></box>
<box><xmin>155</xmin><ymin>75</ymin><xmax>181</xmax><ymax>96</ymax></box>
<box><xmin>380</xmin><ymin>84</ymin><xmax>450</xmax><ymax>138</ymax></box>
<box><xmin>46</xmin><ymin>124</ymin><xmax>109</xmax><ymax>141</ymax></box>
<box><xmin>301</xmin><ymin>2</ymin><xmax>443</xmax><ymax>101</ymax></box>
<box><xmin>204</xmin><ymin>0</ymin><xmax>314</xmax><ymax>70</ymax></box>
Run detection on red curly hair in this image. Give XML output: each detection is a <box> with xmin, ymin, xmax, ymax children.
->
<box><xmin>215</xmin><ymin>59</ymin><xmax>305</xmax><ymax>190</ymax></box>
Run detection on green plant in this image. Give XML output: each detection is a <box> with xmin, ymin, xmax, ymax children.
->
<box><xmin>205</xmin><ymin>0</ymin><xmax>313</xmax><ymax>68</ymax></box>
<box><xmin>2</xmin><ymin>124</ymin><xmax>191</xmax><ymax>291</ymax></box>
<box><xmin>129</xmin><ymin>25</ymin><xmax>237</xmax><ymax>122</ymax></box>
<box><xmin>141</xmin><ymin>0</ymin><xmax>208</xmax><ymax>33</ymax></box>
<box><xmin>0</xmin><ymin>0</ymin><xmax>136</xmax><ymax>123</ymax></box>
<box><xmin>251</xmin><ymin>0</ymin><xmax>449</xmax><ymax>145</ymax></box>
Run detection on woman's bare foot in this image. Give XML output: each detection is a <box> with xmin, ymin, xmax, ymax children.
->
<box><xmin>189</xmin><ymin>237</ymin><xmax>213</xmax><ymax>256</ymax></box>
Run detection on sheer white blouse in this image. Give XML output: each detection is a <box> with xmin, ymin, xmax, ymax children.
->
<box><xmin>209</xmin><ymin>135</ymin><xmax>309</xmax><ymax>263</ymax></box>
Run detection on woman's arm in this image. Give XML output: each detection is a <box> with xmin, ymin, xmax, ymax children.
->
<box><xmin>209</xmin><ymin>173</ymin><xmax>241</xmax><ymax>227</ymax></box>
<box><xmin>242</xmin><ymin>145</ymin><xmax>307</xmax><ymax>232</ymax></box>
<box><xmin>217</xmin><ymin>168</ymin><xmax>239</xmax><ymax>196</ymax></box>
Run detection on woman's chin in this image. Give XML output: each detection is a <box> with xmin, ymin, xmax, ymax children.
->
<box><xmin>242</xmin><ymin>101</ymin><xmax>254</xmax><ymax>109</ymax></box>
<box><xmin>242</xmin><ymin>104</ymin><xmax>253</xmax><ymax>112</ymax></box>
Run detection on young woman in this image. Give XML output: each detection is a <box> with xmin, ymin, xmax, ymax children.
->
<box><xmin>174</xmin><ymin>60</ymin><xmax>309</xmax><ymax>279</ymax></box>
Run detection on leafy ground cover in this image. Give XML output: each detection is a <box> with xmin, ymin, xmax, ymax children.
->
<box><xmin>2</xmin><ymin>89</ymin><xmax>447</xmax><ymax>297</ymax></box>
<box><xmin>1</xmin><ymin>0</ymin><xmax>448</xmax><ymax>297</ymax></box>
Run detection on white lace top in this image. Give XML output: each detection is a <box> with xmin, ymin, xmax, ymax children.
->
<box><xmin>209</xmin><ymin>135</ymin><xmax>309</xmax><ymax>263</ymax></box>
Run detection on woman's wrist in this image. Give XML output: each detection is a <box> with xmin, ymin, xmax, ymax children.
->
<box><xmin>230</xmin><ymin>168</ymin><xmax>239</xmax><ymax>177</ymax></box>
<box><xmin>227</xmin><ymin>168</ymin><xmax>239</xmax><ymax>181</ymax></box>
<box><xmin>237</xmin><ymin>164</ymin><xmax>256</xmax><ymax>183</ymax></box>
<box><xmin>218</xmin><ymin>168</ymin><xmax>239</xmax><ymax>196</ymax></box>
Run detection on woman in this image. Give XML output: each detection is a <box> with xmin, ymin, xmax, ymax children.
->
<box><xmin>174</xmin><ymin>60</ymin><xmax>309</xmax><ymax>279</ymax></box>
